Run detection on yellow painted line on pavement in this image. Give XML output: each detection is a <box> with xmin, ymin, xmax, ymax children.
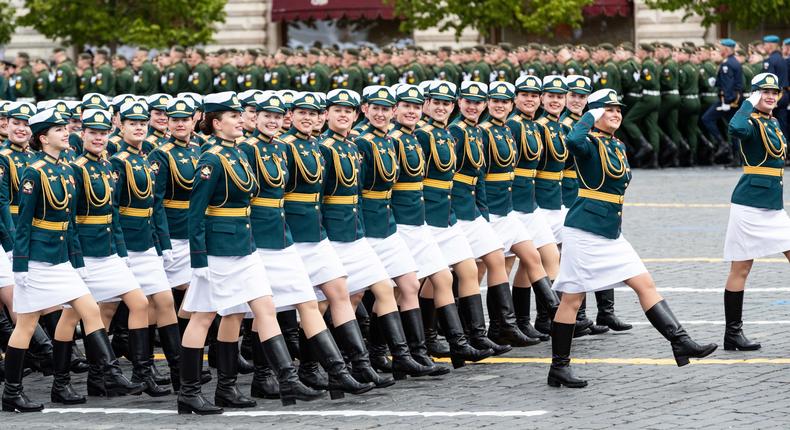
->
<box><xmin>641</xmin><ymin>257</ymin><xmax>786</xmax><ymax>263</ymax></box>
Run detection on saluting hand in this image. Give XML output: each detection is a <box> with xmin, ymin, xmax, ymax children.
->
<box><xmin>589</xmin><ymin>108</ymin><xmax>606</xmax><ymax>121</ymax></box>
<box><xmin>747</xmin><ymin>92</ymin><xmax>762</xmax><ymax>106</ymax></box>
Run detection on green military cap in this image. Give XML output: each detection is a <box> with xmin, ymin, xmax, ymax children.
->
<box><xmin>620</xmin><ymin>41</ymin><xmax>634</xmax><ymax>49</ymax></box>
<box><xmin>704</xmin><ymin>42</ymin><xmax>716</xmax><ymax>49</ymax></box>
<box><xmin>177</xmin><ymin>92</ymin><xmax>203</xmax><ymax>110</ymax></box>
<box><xmin>238</xmin><ymin>89</ymin><xmax>263</xmax><ymax>107</ymax></box>
<box><xmin>527</xmin><ymin>43</ymin><xmax>542</xmax><ymax>51</ymax></box>
<box><xmin>290</xmin><ymin>91</ymin><xmax>322</xmax><ymax>111</ymax></box>
<box><xmin>439</xmin><ymin>46</ymin><xmax>452</xmax><ymax>53</ymax></box>
<box><xmin>565</xmin><ymin>75</ymin><xmax>592</xmax><ymax>94</ymax></box>
<box><xmin>577</xmin><ymin>44</ymin><xmax>590</xmax><ymax>51</ymax></box>
<box><xmin>195</xmin><ymin>48</ymin><xmax>207</xmax><ymax>57</ymax></box>
<box><xmin>363</xmin><ymin>85</ymin><xmax>396</xmax><ymax>107</ymax></box>
<box><xmin>682</xmin><ymin>41</ymin><xmax>696</xmax><ymax>48</ymax></box>
<box><xmin>393</xmin><ymin>84</ymin><xmax>424</xmax><ymax>105</ymax></box>
<box><xmin>216</xmin><ymin>48</ymin><xmax>228</xmax><ymax>56</ymax></box>
<box><xmin>307</xmin><ymin>47</ymin><xmax>320</xmax><ymax>56</ymax></box>
<box><xmin>81</xmin><ymin>93</ymin><xmax>110</xmax><ymax>110</ymax></box>
<box><xmin>428</xmin><ymin>81</ymin><xmax>457</xmax><ymax>102</ymax></box>
<box><xmin>278</xmin><ymin>90</ymin><xmax>296</xmax><ymax>109</ymax></box>
<box><xmin>315</xmin><ymin>92</ymin><xmax>327</xmax><ymax>111</ymax></box>
<box><xmin>95</xmin><ymin>48</ymin><xmax>109</xmax><ymax>57</ymax></box>
<box><xmin>542</xmin><ymin>75</ymin><xmax>568</xmax><ymax>94</ymax></box>
<box><xmin>515</xmin><ymin>75</ymin><xmax>542</xmax><ymax>93</ymax></box>
<box><xmin>498</xmin><ymin>42</ymin><xmax>513</xmax><ymax>52</ymax></box>
<box><xmin>488</xmin><ymin>81</ymin><xmax>515</xmax><ymax>100</ymax></box>
<box><xmin>111</xmin><ymin>94</ymin><xmax>137</xmax><ymax>113</ymax></box>
<box><xmin>228</xmin><ymin>48</ymin><xmax>239</xmax><ymax>55</ymax></box>
<box><xmin>81</xmin><ymin>108</ymin><xmax>113</xmax><ymax>130</ymax></box>
<box><xmin>326</xmin><ymin>88</ymin><xmax>361</xmax><ymax>108</ymax></box>
<box><xmin>119</xmin><ymin>101</ymin><xmax>150</xmax><ymax>121</ymax></box>
<box><xmin>597</xmin><ymin>43</ymin><xmax>615</xmax><ymax>52</ymax></box>
<box><xmin>165</xmin><ymin>97</ymin><xmax>196</xmax><ymax>118</ymax></box>
<box><xmin>736</xmin><ymin>49</ymin><xmax>747</xmax><ymax>56</ymax></box>
<box><xmin>752</xmin><ymin>72</ymin><xmax>781</xmax><ymax>91</ymax></box>
<box><xmin>172</xmin><ymin>45</ymin><xmax>186</xmax><ymax>53</ymax></box>
<box><xmin>7</xmin><ymin>101</ymin><xmax>36</xmax><ymax>121</ymax></box>
<box><xmin>459</xmin><ymin>81</ymin><xmax>488</xmax><ymax>102</ymax></box>
<box><xmin>474</xmin><ymin>45</ymin><xmax>487</xmax><ymax>53</ymax></box>
<box><xmin>639</xmin><ymin>43</ymin><xmax>655</xmax><ymax>52</ymax></box>
<box><xmin>51</xmin><ymin>101</ymin><xmax>72</xmax><ymax>120</ymax></box>
<box><xmin>418</xmin><ymin>80</ymin><xmax>435</xmax><ymax>95</ymax></box>
<box><xmin>749</xmin><ymin>40</ymin><xmax>762</xmax><ymax>48</ymax></box>
<box><xmin>145</xmin><ymin>93</ymin><xmax>172</xmax><ymax>111</ymax></box>
<box><xmin>0</xmin><ymin>101</ymin><xmax>9</xmax><ymax>118</ymax></box>
<box><xmin>345</xmin><ymin>48</ymin><xmax>360</xmax><ymax>56</ymax></box>
<box><xmin>587</xmin><ymin>89</ymin><xmax>625</xmax><ymax>109</ymax></box>
<box><xmin>681</xmin><ymin>46</ymin><xmax>694</xmax><ymax>54</ymax></box>
<box><xmin>256</xmin><ymin>91</ymin><xmax>287</xmax><ymax>114</ymax></box>
<box><xmin>17</xmin><ymin>52</ymin><xmax>29</xmax><ymax>60</ymax></box>
<box><xmin>64</xmin><ymin>101</ymin><xmax>81</xmax><ymax>118</ymax></box>
<box><xmin>427</xmin><ymin>49</ymin><xmax>438</xmax><ymax>55</ymax></box>
<box><xmin>279</xmin><ymin>47</ymin><xmax>293</xmax><ymax>56</ymax></box>
<box><xmin>28</xmin><ymin>108</ymin><xmax>68</xmax><ymax>134</ymax></box>
<box><xmin>203</xmin><ymin>91</ymin><xmax>243</xmax><ymax>113</ymax></box>
<box><xmin>382</xmin><ymin>47</ymin><xmax>394</xmax><ymax>54</ymax></box>
<box><xmin>246</xmin><ymin>48</ymin><xmax>258</xmax><ymax>57</ymax></box>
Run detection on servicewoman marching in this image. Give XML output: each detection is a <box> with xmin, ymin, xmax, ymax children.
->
<box><xmin>274</xmin><ymin>92</ymin><xmax>375</xmax><ymax>398</ymax></box>
<box><xmin>4</xmin><ymin>108</ymin><xmax>144</xmax><ymax>413</ymax></box>
<box><xmin>506</xmin><ymin>76</ymin><xmax>562</xmax><ymax>337</ymax></box>
<box><xmin>179</xmin><ymin>92</ymin><xmax>323</xmax><ymax>415</ymax></box>
<box><xmin>389</xmin><ymin>83</ymin><xmax>492</xmax><ymax>368</ymax></box>
<box><xmin>548</xmin><ymin>89</ymin><xmax>717</xmax><ymax>388</ymax></box>
<box><xmin>111</xmin><ymin>100</ymin><xmax>181</xmax><ymax>395</ymax></box>
<box><xmin>722</xmin><ymin>73</ymin><xmax>789</xmax><ymax>351</ymax></box>
<box><xmin>54</xmin><ymin>109</ymin><xmax>152</xmax><ymax>404</ymax></box>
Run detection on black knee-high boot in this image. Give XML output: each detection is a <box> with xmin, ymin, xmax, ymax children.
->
<box><xmin>436</xmin><ymin>303</ymin><xmax>494</xmax><ymax>368</ymax></box>
<box><xmin>50</xmin><ymin>340</ymin><xmax>86</xmax><ymax>404</ymax></box>
<box><xmin>110</xmin><ymin>302</ymin><xmax>130</xmax><ymax>360</ymax></box>
<box><xmin>513</xmin><ymin>287</ymin><xmax>549</xmax><ymax>341</ymax></box>
<box><xmin>26</xmin><ymin>320</ymin><xmax>53</xmax><ymax>376</ymax></box>
<box><xmin>595</xmin><ymin>289</ymin><xmax>632</xmax><ymax>331</ymax></box>
<box><xmin>148</xmin><ymin>325</ymin><xmax>170</xmax><ymax>385</ymax></box>
<box><xmin>400</xmin><ymin>308</ymin><xmax>450</xmax><ymax>375</ymax></box>
<box><xmin>40</xmin><ymin>310</ymin><xmax>89</xmax><ymax>374</ymax></box>
<box><xmin>532</xmin><ymin>277</ymin><xmax>559</xmax><ymax>335</ymax></box>
<box><xmin>262</xmin><ymin>335</ymin><xmax>325</xmax><ymax>406</ymax></box>
<box><xmin>486</xmin><ymin>283</ymin><xmax>540</xmax><ymax>347</ymax></box>
<box><xmin>723</xmin><ymin>290</ymin><xmax>760</xmax><ymax>351</ymax></box>
<box><xmin>213</xmin><ymin>341</ymin><xmax>256</xmax><ymax>408</ymax></box>
<box><xmin>240</xmin><ymin>318</ymin><xmax>255</xmax><ymax>360</ymax></box>
<box><xmin>547</xmin><ymin>322</ymin><xmax>587</xmax><ymax>388</ymax></box>
<box><xmin>158</xmin><ymin>324</ymin><xmax>182</xmax><ymax>392</ymax></box>
<box><xmin>419</xmin><ymin>296</ymin><xmax>450</xmax><ymax>357</ymax></box>
<box><xmin>376</xmin><ymin>311</ymin><xmax>434</xmax><ymax>380</ymax></box>
<box><xmin>645</xmin><ymin>300</ymin><xmax>718</xmax><ymax>367</ymax></box>
<box><xmin>277</xmin><ymin>310</ymin><xmax>300</xmax><ymax>360</ymax></box>
<box><xmin>577</xmin><ymin>297</ymin><xmax>609</xmax><ymax>336</ymax></box>
<box><xmin>333</xmin><ymin>320</ymin><xmax>395</xmax><ymax>388</ymax></box>
<box><xmin>307</xmin><ymin>329</ymin><xmax>375</xmax><ymax>399</ymax></box>
<box><xmin>2</xmin><ymin>346</ymin><xmax>43</xmax><ymax>412</ymax></box>
<box><xmin>458</xmin><ymin>294</ymin><xmax>511</xmax><ymax>355</ymax></box>
<box><xmin>250</xmin><ymin>331</ymin><xmax>280</xmax><ymax>399</ymax></box>
<box><xmin>84</xmin><ymin>329</ymin><xmax>145</xmax><ymax>397</ymax></box>
<box><xmin>297</xmin><ymin>328</ymin><xmax>328</xmax><ymax>389</ymax></box>
<box><xmin>129</xmin><ymin>328</ymin><xmax>171</xmax><ymax>396</ymax></box>
<box><xmin>367</xmin><ymin>312</ymin><xmax>392</xmax><ymax>373</ymax></box>
<box><xmin>177</xmin><ymin>346</ymin><xmax>222</xmax><ymax>415</ymax></box>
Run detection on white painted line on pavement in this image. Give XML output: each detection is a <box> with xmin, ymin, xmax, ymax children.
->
<box><xmin>42</xmin><ymin>408</ymin><xmax>549</xmax><ymax>418</ymax></box>
<box><xmin>628</xmin><ymin>320</ymin><xmax>790</xmax><ymax>325</ymax></box>
<box><xmin>649</xmin><ymin>287</ymin><xmax>790</xmax><ymax>293</ymax></box>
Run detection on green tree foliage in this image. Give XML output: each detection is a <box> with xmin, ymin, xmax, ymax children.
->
<box><xmin>19</xmin><ymin>0</ymin><xmax>227</xmax><ymax>50</ymax></box>
<box><xmin>645</xmin><ymin>0</ymin><xmax>790</xmax><ymax>30</ymax></box>
<box><xmin>388</xmin><ymin>0</ymin><xmax>595</xmax><ymax>40</ymax></box>
<box><xmin>0</xmin><ymin>1</ymin><xmax>16</xmax><ymax>45</ymax></box>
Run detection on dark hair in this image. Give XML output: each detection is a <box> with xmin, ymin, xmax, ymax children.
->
<box><xmin>199</xmin><ymin>111</ymin><xmax>223</xmax><ymax>135</ymax></box>
<box><xmin>30</xmin><ymin>130</ymin><xmax>47</xmax><ymax>151</ymax></box>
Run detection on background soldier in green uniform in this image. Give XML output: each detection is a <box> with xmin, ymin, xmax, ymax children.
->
<box><xmin>622</xmin><ymin>43</ymin><xmax>661</xmax><ymax>167</ymax></box>
<box><xmin>559</xmin><ymin>46</ymin><xmax>581</xmax><ymax>76</ymax></box>
<box><xmin>163</xmin><ymin>46</ymin><xmax>190</xmax><ymax>95</ymax></box>
<box><xmin>434</xmin><ymin>47</ymin><xmax>458</xmax><ymax>85</ymax></box>
<box><xmin>113</xmin><ymin>55</ymin><xmax>134</xmax><ymax>95</ymax></box>
<box><xmin>213</xmin><ymin>49</ymin><xmax>238</xmax><ymax>92</ymax></box>
<box><xmin>677</xmin><ymin>46</ymin><xmax>704</xmax><ymax>165</ymax></box>
<box><xmin>12</xmin><ymin>53</ymin><xmax>35</xmax><ymax>102</ymax></box>
<box><xmin>33</xmin><ymin>58</ymin><xmax>53</xmax><ymax>101</ymax></box>
<box><xmin>186</xmin><ymin>48</ymin><xmax>213</xmax><ymax>95</ymax></box>
<box><xmin>266</xmin><ymin>49</ymin><xmax>290</xmax><ymax>90</ymax></box>
<box><xmin>303</xmin><ymin>48</ymin><xmax>330</xmax><ymax>91</ymax></box>
<box><xmin>52</xmin><ymin>48</ymin><xmax>78</xmax><ymax>100</ymax></box>
<box><xmin>575</xmin><ymin>45</ymin><xmax>597</xmax><ymax>81</ymax></box>
<box><xmin>76</xmin><ymin>53</ymin><xmax>95</xmax><ymax>97</ymax></box>
<box><xmin>93</xmin><ymin>49</ymin><xmax>115</xmax><ymax>97</ymax></box>
<box><xmin>469</xmin><ymin>46</ymin><xmax>491</xmax><ymax>82</ymax></box>
<box><xmin>132</xmin><ymin>48</ymin><xmax>160</xmax><ymax>96</ymax></box>
<box><xmin>657</xmin><ymin>42</ymin><xmax>683</xmax><ymax>166</ymax></box>
<box><xmin>593</xmin><ymin>44</ymin><xmax>621</xmax><ymax>94</ymax></box>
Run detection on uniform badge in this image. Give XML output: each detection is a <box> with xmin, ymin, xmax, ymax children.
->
<box><xmin>150</xmin><ymin>160</ymin><xmax>160</xmax><ymax>174</ymax></box>
<box><xmin>112</xmin><ymin>170</ymin><xmax>120</xmax><ymax>181</ymax></box>
<box><xmin>21</xmin><ymin>179</ymin><xmax>34</xmax><ymax>194</ymax></box>
<box><xmin>200</xmin><ymin>165</ymin><xmax>212</xmax><ymax>180</ymax></box>
<box><xmin>0</xmin><ymin>165</ymin><xmax>5</xmax><ymax>178</ymax></box>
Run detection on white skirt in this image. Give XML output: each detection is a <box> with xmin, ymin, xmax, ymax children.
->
<box><xmin>293</xmin><ymin>239</ymin><xmax>348</xmax><ymax>287</ymax></box>
<box><xmin>0</xmin><ymin>245</ymin><xmax>14</xmax><ymax>287</ymax></box>
<box><xmin>514</xmin><ymin>210</ymin><xmax>556</xmax><ymax>249</ymax></box>
<box><xmin>14</xmin><ymin>261</ymin><xmax>90</xmax><ymax>314</ymax></box>
<box><xmin>397</xmin><ymin>224</ymin><xmax>448</xmax><ymax>279</ymax></box>
<box><xmin>366</xmin><ymin>233</ymin><xmax>419</xmax><ymax>279</ymax></box>
<box><xmin>553</xmin><ymin>227</ymin><xmax>647</xmax><ymax>293</ymax></box>
<box><xmin>128</xmin><ymin>247</ymin><xmax>172</xmax><ymax>296</ymax></box>
<box><xmin>185</xmin><ymin>253</ymin><xmax>273</xmax><ymax>314</ymax></box>
<box><xmin>489</xmin><ymin>212</ymin><xmax>533</xmax><ymax>256</ymax></box>
<box><xmin>427</xmin><ymin>223</ymin><xmax>475</xmax><ymax>266</ymax></box>
<box><xmin>258</xmin><ymin>246</ymin><xmax>317</xmax><ymax>311</ymax></box>
<box><xmin>535</xmin><ymin>207</ymin><xmax>566</xmax><ymax>243</ymax></box>
<box><xmin>83</xmin><ymin>255</ymin><xmax>141</xmax><ymax>303</ymax></box>
<box><xmin>724</xmin><ymin>203</ymin><xmax>790</xmax><ymax>261</ymax></box>
<box><xmin>164</xmin><ymin>239</ymin><xmax>191</xmax><ymax>287</ymax></box>
<box><xmin>327</xmin><ymin>239</ymin><xmax>389</xmax><ymax>301</ymax></box>
<box><xmin>455</xmin><ymin>216</ymin><xmax>504</xmax><ymax>259</ymax></box>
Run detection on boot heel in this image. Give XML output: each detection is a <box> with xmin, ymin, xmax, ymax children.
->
<box><xmin>2</xmin><ymin>402</ymin><xmax>16</xmax><ymax>412</ymax></box>
<box><xmin>450</xmin><ymin>357</ymin><xmax>465</xmax><ymax>369</ymax></box>
<box><xmin>281</xmin><ymin>396</ymin><xmax>296</xmax><ymax>406</ymax></box>
<box><xmin>674</xmin><ymin>355</ymin><xmax>689</xmax><ymax>367</ymax></box>
<box><xmin>392</xmin><ymin>371</ymin><xmax>406</xmax><ymax>380</ymax></box>
<box><xmin>546</xmin><ymin>376</ymin><xmax>561</xmax><ymax>387</ymax></box>
<box><xmin>723</xmin><ymin>342</ymin><xmax>737</xmax><ymax>351</ymax></box>
<box><xmin>329</xmin><ymin>390</ymin><xmax>344</xmax><ymax>400</ymax></box>
<box><xmin>177</xmin><ymin>402</ymin><xmax>193</xmax><ymax>415</ymax></box>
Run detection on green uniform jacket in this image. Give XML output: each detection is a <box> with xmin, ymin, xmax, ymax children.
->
<box><xmin>523</xmin><ymin>61</ymin><xmax>546</xmax><ymax>79</ymax></box>
<box><xmin>355</xmin><ymin>127</ymin><xmax>398</xmax><ymax>239</ymax></box>
<box><xmin>238</xmin><ymin>66</ymin><xmax>261</xmax><ymax>91</ymax></box>
<box><xmin>449</xmin><ymin>118</ymin><xmax>488</xmax><ymax>221</ymax></box>
<box><xmin>728</xmin><ymin>101</ymin><xmax>787</xmax><ymax>210</ymax></box>
<box><xmin>266</xmin><ymin>65</ymin><xmax>290</xmax><ymax>90</ymax></box>
<box><xmin>280</xmin><ymin>129</ymin><xmax>327</xmax><ymax>243</ymax></box>
<box><xmin>12</xmin><ymin>66</ymin><xmax>35</xmax><ymax>99</ymax></box>
<box><xmin>660</xmin><ymin>59</ymin><xmax>679</xmax><ymax>92</ymax></box>
<box><xmin>595</xmin><ymin>61</ymin><xmax>621</xmax><ymax>94</ymax></box>
<box><xmin>564</xmin><ymin>112</ymin><xmax>631</xmax><ymax>239</ymax></box>
<box><xmin>506</xmin><ymin>111</ymin><xmax>542</xmax><ymax>214</ymax></box>
<box><xmin>35</xmin><ymin>70</ymin><xmax>52</xmax><ymax>101</ymax></box>
<box><xmin>678</xmin><ymin>62</ymin><xmax>699</xmax><ymax>96</ymax></box>
<box><xmin>436</xmin><ymin>61</ymin><xmax>459</xmax><ymax>85</ymax></box>
<box><xmin>110</xmin><ymin>141</ymin><xmax>170</xmax><ymax>253</ymax></box>
<box><xmin>559</xmin><ymin>112</ymin><xmax>580</xmax><ymax>207</ymax></box>
<box><xmin>470</xmin><ymin>61</ymin><xmax>491</xmax><ymax>83</ymax></box>
<box><xmin>534</xmin><ymin>113</ymin><xmax>568</xmax><ymax>210</ymax></box>
<box><xmin>580</xmin><ymin>61</ymin><xmax>597</xmax><ymax>81</ymax></box>
<box><xmin>0</xmin><ymin>143</ymin><xmax>36</xmax><ymax>238</ymax></box>
<box><xmin>95</xmin><ymin>64</ymin><xmax>115</xmax><ymax>96</ymax></box>
<box><xmin>304</xmin><ymin>66</ymin><xmax>330</xmax><ymax>92</ymax></box>
<box><xmin>188</xmin><ymin>140</ymin><xmax>257</xmax><ymax>268</ymax></box>
<box><xmin>212</xmin><ymin>63</ymin><xmax>237</xmax><ymax>92</ymax></box>
<box><xmin>563</xmin><ymin>60</ymin><xmax>582</xmax><ymax>76</ymax></box>
<box><xmin>318</xmin><ymin>130</ymin><xmax>365</xmax><ymax>242</ymax></box>
<box><xmin>70</xmin><ymin>152</ymin><xmax>128</xmax><ymax>258</ymax></box>
<box><xmin>13</xmin><ymin>153</ymin><xmax>83</xmax><ymax>272</ymax></box>
<box><xmin>53</xmin><ymin>60</ymin><xmax>78</xmax><ymax>99</ymax></box>
<box><xmin>390</xmin><ymin>123</ymin><xmax>426</xmax><ymax>226</ymax></box>
<box><xmin>480</xmin><ymin>118</ymin><xmax>517</xmax><ymax>216</ymax></box>
<box><xmin>640</xmin><ymin>58</ymin><xmax>661</xmax><ymax>91</ymax></box>
<box><xmin>619</xmin><ymin>60</ymin><xmax>642</xmax><ymax>97</ymax></box>
<box><xmin>415</xmin><ymin>119</ymin><xmax>457</xmax><ymax>228</ymax></box>
<box><xmin>115</xmin><ymin>67</ymin><xmax>134</xmax><ymax>95</ymax></box>
<box><xmin>134</xmin><ymin>61</ymin><xmax>160</xmax><ymax>95</ymax></box>
<box><xmin>189</xmin><ymin>63</ymin><xmax>213</xmax><ymax>94</ymax></box>
<box><xmin>79</xmin><ymin>68</ymin><xmax>95</xmax><ymax>97</ymax></box>
<box><xmin>240</xmin><ymin>130</ymin><xmax>293</xmax><ymax>249</ymax></box>
<box><xmin>148</xmin><ymin>137</ymin><xmax>200</xmax><ymax>240</ymax></box>
<box><xmin>163</xmin><ymin>62</ymin><xmax>189</xmax><ymax>95</ymax></box>
<box><xmin>699</xmin><ymin>61</ymin><xmax>719</xmax><ymax>103</ymax></box>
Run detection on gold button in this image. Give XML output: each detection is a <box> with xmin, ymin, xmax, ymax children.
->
<box><xmin>617</xmin><ymin>211</ymin><xmax>622</xmax><ymax>216</ymax></box>
<box><xmin>245</xmin><ymin>224</ymin><xmax>250</xmax><ymax>228</ymax></box>
<box><xmin>447</xmin><ymin>195</ymin><xmax>451</xmax><ymax>199</ymax></box>
<box><xmin>507</xmin><ymin>187</ymin><xmax>512</xmax><ymax>191</ymax></box>
<box><xmin>68</xmin><ymin>194</ymin><xmax>72</xmax><ymax>198</ymax></box>
<box><xmin>624</xmin><ymin>182</ymin><xmax>628</xmax><ymax>187</ymax></box>
<box><xmin>386</xmin><ymin>204</ymin><xmax>390</xmax><ymax>209</ymax></box>
<box><xmin>471</xmin><ymin>191</ymin><xmax>475</xmax><ymax>195</ymax></box>
<box><xmin>420</xmin><ymin>197</ymin><xmax>424</xmax><ymax>201</ymax></box>
<box><xmin>59</xmin><ymin>236</ymin><xmax>64</xmax><ymax>241</ymax></box>
<box><xmin>65</xmin><ymin>208</ymin><xmax>70</xmax><ymax>213</ymax></box>
<box><xmin>314</xmin><ymin>205</ymin><xmax>319</xmax><ymax>210</ymax></box>
<box><xmin>106</xmin><ymin>227</ymin><xmax>111</xmax><ymax>232</ymax></box>
<box><xmin>353</xmin><ymin>208</ymin><xmax>357</xmax><ymax>212</ymax></box>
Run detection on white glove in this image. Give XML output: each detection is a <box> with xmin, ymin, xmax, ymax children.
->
<box><xmin>236</xmin><ymin>75</ymin><xmax>244</xmax><ymax>84</ymax></box>
<box><xmin>592</xmin><ymin>73</ymin><xmax>600</xmax><ymax>84</ymax></box>
<box><xmin>90</xmin><ymin>75</ymin><xmax>97</xmax><ymax>84</ymax></box>
<box><xmin>263</xmin><ymin>72</ymin><xmax>271</xmax><ymax>82</ymax></box>
<box><xmin>133</xmin><ymin>75</ymin><xmax>139</xmax><ymax>83</ymax></box>
<box><xmin>162</xmin><ymin>249</ymin><xmax>174</xmax><ymax>264</ymax></box>
<box><xmin>14</xmin><ymin>272</ymin><xmax>27</xmax><ymax>287</ymax></box>
<box><xmin>707</xmin><ymin>77</ymin><xmax>716</xmax><ymax>87</ymax></box>
<box><xmin>122</xmin><ymin>256</ymin><xmax>131</xmax><ymax>267</ymax></box>
<box><xmin>193</xmin><ymin>267</ymin><xmax>210</xmax><ymax>281</ymax></box>
<box><xmin>632</xmin><ymin>71</ymin><xmax>640</xmax><ymax>82</ymax></box>
<box><xmin>747</xmin><ymin>92</ymin><xmax>762</xmax><ymax>106</ymax></box>
<box><xmin>48</xmin><ymin>72</ymin><xmax>55</xmax><ymax>82</ymax></box>
<box><xmin>718</xmin><ymin>103</ymin><xmax>731</xmax><ymax>112</ymax></box>
<box><xmin>77</xmin><ymin>267</ymin><xmax>89</xmax><ymax>280</ymax></box>
<box><xmin>588</xmin><ymin>108</ymin><xmax>606</xmax><ymax>121</ymax></box>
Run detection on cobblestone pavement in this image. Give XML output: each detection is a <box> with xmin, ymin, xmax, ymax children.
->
<box><xmin>3</xmin><ymin>166</ymin><xmax>790</xmax><ymax>429</ymax></box>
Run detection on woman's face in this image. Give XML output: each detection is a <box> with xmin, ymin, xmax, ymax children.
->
<box><xmin>149</xmin><ymin>109</ymin><xmax>168</xmax><ymax>132</ymax></box>
<box><xmin>394</xmin><ymin>102</ymin><xmax>422</xmax><ymax>128</ymax></box>
<box><xmin>121</xmin><ymin>119</ymin><xmax>148</xmax><ymax>144</ymax></box>
<box><xmin>363</xmin><ymin>103</ymin><xmax>393</xmax><ymax>130</ymax></box>
<box><xmin>458</xmin><ymin>98</ymin><xmax>485</xmax><ymax>122</ymax></box>
<box><xmin>257</xmin><ymin>111</ymin><xmax>284</xmax><ymax>138</ymax></box>
<box><xmin>487</xmin><ymin>98</ymin><xmax>513</xmax><ymax>121</ymax></box>
<box><xmin>7</xmin><ymin>118</ymin><xmax>30</xmax><ymax>146</ymax></box>
<box><xmin>515</xmin><ymin>92</ymin><xmax>541</xmax><ymax>116</ymax></box>
<box><xmin>81</xmin><ymin>127</ymin><xmax>109</xmax><ymax>155</ymax></box>
<box><xmin>756</xmin><ymin>89</ymin><xmax>780</xmax><ymax>112</ymax></box>
<box><xmin>595</xmin><ymin>106</ymin><xmax>623</xmax><ymax>132</ymax></box>
<box><xmin>291</xmin><ymin>108</ymin><xmax>317</xmax><ymax>134</ymax></box>
<box><xmin>242</xmin><ymin>106</ymin><xmax>258</xmax><ymax>131</ymax></box>
<box><xmin>326</xmin><ymin>105</ymin><xmax>357</xmax><ymax>134</ymax></box>
<box><xmin>168</xmin><ymin>117</ymin><xmax>193</xmax><ymax>141</ymax></box>
<box><xmin>566</xmin><ymin>92</ymin><xmax>589</xmax><ymax>114</ymax></box>
<box><xmin>44</xmin><ymin>125</ymin><xmax>70</xmax><ymax>152</ymax></box>
<box><xmin>213</xmin><ymin>111</ymin><xmax>243</xmax><ymax>140</ymax></box>
<box><xmin>541</xmin><ymin>92</ymin><xmax>566</xmax><ymax>116</ymax></box>
<box><xmin>427</xmin><ymin>99</ymin><xmax>453</xmax><ymax>123</ymax></box>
